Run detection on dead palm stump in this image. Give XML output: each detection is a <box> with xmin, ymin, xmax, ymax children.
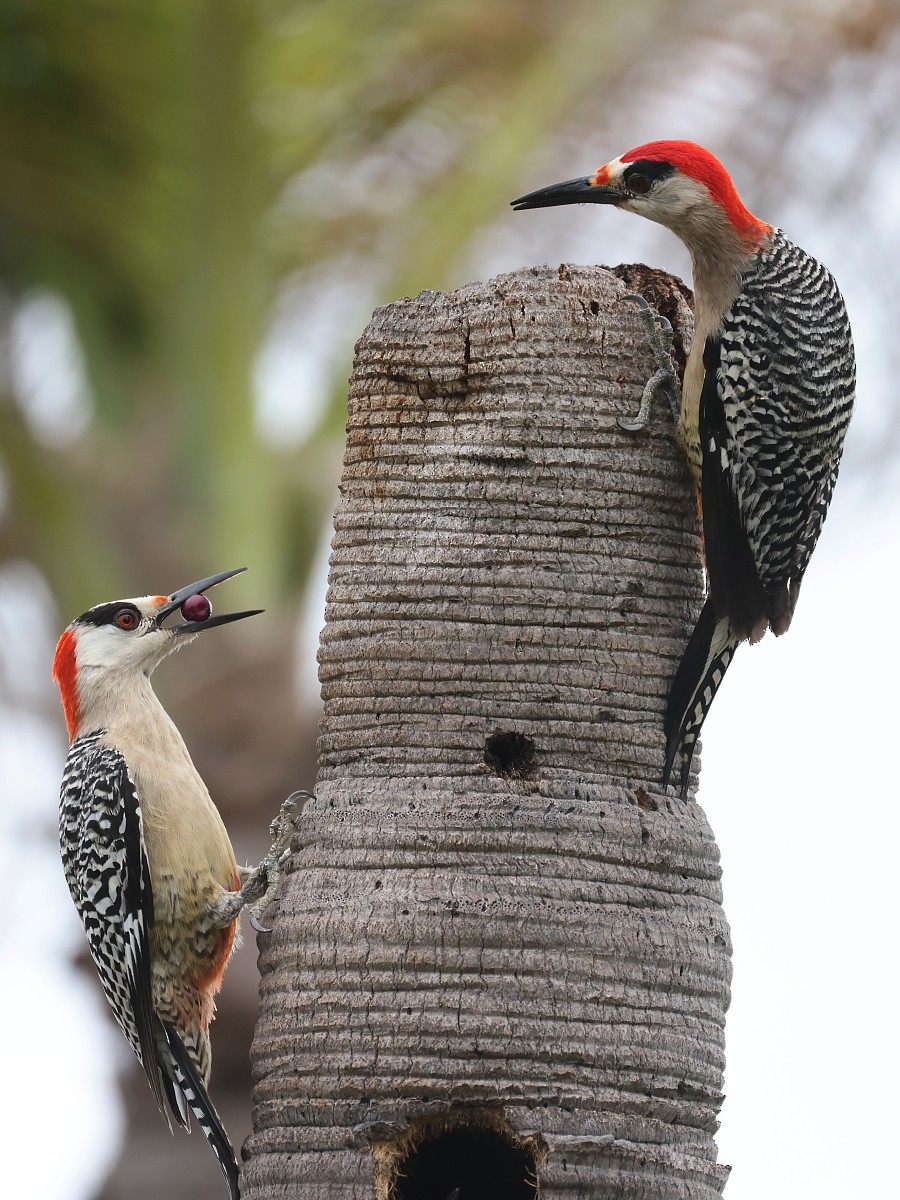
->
<box><xmin>243</xmin><ymin>265</ymin><xmax>732</xmax><ymax>1199</ymax></box>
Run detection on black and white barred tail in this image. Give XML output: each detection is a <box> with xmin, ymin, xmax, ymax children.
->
<box><xmin>663</xmin><ymin>601</ymin><xmax>740</xmax><ymax>800</ymax></box>
<box><xmin>163</xmin><ymin>1024</ymin><xmax>240</xmax><ymax>1200</ymax></box>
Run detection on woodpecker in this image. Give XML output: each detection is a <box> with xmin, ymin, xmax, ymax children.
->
<box><xmin>54</xmin><ymin>566</ymin><xmax>305</xmax><ymax>1200</ymax></box>
<box><xmin>512</xmin><ymin>140</ymin><xmax>854</xmax><ymax>796</ymax></box>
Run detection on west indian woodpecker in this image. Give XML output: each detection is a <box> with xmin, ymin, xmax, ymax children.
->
<box><xmin>512</xmin><ymin>140</ymin><xmax>854</xmax><ymax>796</ymax></box>
<box><xmin>53</xmin><ymin>566</ymin><xmax>310</xmax><ymax>1199</ymax></box>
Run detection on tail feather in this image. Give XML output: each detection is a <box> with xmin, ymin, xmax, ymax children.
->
<box><xmin>161</xmin><ymin>1065</ymin><xmax>190</xmax><ymax>1130</ymax></box>
<box><xmin>162</xmin><ymin>1023</ymin><xmax>240</xmax><ymax>1200</ymax></box>
<box><xmin>664</xmin><ymin>599</ymin><xmax>739</xmax><ymax>799</ymax></box>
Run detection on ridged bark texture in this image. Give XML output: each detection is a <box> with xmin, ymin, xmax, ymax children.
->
<box><xmin>243</xmin><ymin>265</ymin><xmax>732</xmax><ymax>1199</ymax></box>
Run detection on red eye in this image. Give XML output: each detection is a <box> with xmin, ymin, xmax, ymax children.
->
<box><xmin>115</xmin><ymin>609</ymin><xmax>137</xmax><ymax>630</ymax></box>
<box><xmin>628</xmin><ymin>172</ymin><xmax>651</xmax><ymax>195</ymax></box>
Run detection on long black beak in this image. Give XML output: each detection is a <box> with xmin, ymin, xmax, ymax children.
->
<box><xmin>510</xmin><ymin>176</ymin><xmax>624</xmax><ymax>211</ymax></box>
<box><xmin>151</xmin><ymin>567</ymin><xmax>263</xmax><ymax>634</ymax></box>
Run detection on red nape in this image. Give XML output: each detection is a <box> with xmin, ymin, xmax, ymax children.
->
<box><xmin>622</xmin><ymin>140</ymin><xmax>770</xmax><ymax>247</ymax></box>
<box><xmin>52</xmin><ymin>629</ymin><xmax>80</xmax><ymax>742</ymax></box>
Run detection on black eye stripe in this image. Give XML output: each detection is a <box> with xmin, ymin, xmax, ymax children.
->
<box><xmin>623</xmin><ymin>159</ymin><xmax>674</xmax><ymax>190</ymax></box>
<box><xmin>76</xmin><ymin>602</ymin><xmax>142</xmax><ymax>628</ymax></box>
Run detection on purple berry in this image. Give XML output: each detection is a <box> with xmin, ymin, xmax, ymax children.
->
<box><xmin>181</xmin><ymin>593</ymin><xmax>212</xmax><ymax>623</ymax></box>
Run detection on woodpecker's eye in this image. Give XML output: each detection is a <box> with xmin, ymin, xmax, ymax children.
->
<box><xmin>115</xmin><ymin>609</ymin><xmax>139</xmax><ymax>631</ymax></box>
<box><xmin>628</xmin><ymin>172</ymin><xmax>652</xmax><ymax>195</ymax></box>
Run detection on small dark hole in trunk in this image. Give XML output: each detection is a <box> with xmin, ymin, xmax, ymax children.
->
<box><xmin>484</xmin><ymin>731</ymin><xmax>536</xmax><ymax>778</ymax></box>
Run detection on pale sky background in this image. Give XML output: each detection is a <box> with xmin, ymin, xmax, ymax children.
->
<box><xmin>2</xmin><ymin>9</ymin><xmax>898</xmax><ymax>1198</ymax></box>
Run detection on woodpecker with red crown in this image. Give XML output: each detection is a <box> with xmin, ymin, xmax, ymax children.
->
<box><xmin>53</xmin><ymin>566</ymin><xmax>308</xmax><ymax>1200</ymax></box>
<box><xmin>512</xmin><ymin>141</ymin><xmax>854</xmax><ymax>796</ymax></box>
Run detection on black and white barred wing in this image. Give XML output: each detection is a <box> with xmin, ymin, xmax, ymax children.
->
<box><xmin>59</xmin><ymin>731</ymin><xmax>168</xmax><ymax>1116</ymax></box>
<box><xmin>702</xmin><ymin>227</ymin><xmax>855</xmax><ymax>640</ymax></box>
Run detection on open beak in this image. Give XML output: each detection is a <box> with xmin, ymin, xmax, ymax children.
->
<box><xmin>510</xmin><ymin>176</ymin><xmax>624</xmax><ymax>211</ymax></box>
<box><xmin>150</xmin><ymin>566</ymin><xmax>264</xmax><ymax>634</ymax></box>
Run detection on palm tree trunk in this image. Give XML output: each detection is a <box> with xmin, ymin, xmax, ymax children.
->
<box><xmin>242</xmin><ymin>264</ymin><xmax>731</xmax><ymax>1199</ymax></box>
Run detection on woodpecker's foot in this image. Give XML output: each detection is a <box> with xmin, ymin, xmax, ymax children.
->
<box><xmin>618</xmin><ymin>293</ymin><xmax>680</xmax><ymax>431</ymax></box>
<box><xmin>213</xmin><ymin>790</ymin><xmax>314</xmax><ymax>932</ymax></box>
<box><xmin>246</xmin><ymin>789</ymin><xmax>314</xmax><ymax>932</ymax></box>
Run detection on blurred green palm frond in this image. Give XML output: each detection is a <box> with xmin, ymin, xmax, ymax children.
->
<box><xmin>0</xmin><ymin>0</ymin><xmax>651</xmax><ymax>614</ymax></box>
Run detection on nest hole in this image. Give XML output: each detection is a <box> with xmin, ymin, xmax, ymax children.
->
<box><xmin>393</xmin><ymin>1124</ymin><xmax>539</xmax><ymax>1200</ymax></box>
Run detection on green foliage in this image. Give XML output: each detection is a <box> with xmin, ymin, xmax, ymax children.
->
<box><xmin>0</xmin><ymin>0</ymin><xmax>658</xmax><ymax>614</ymax></box>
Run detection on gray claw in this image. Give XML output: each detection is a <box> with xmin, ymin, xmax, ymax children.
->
<box><xmin>618</xmin><ymin>293</ymin><xmax>680</xmax><ymax>430</ymax></box>
<box><xmin>249</xmin><ymin>906</ymin><xmax>271</xmax><ymax>934</ymax></box>
<box><xmin>247</xmin><ymin>789</ymin><xmax>314</xmax><ymax>933</ymax></box>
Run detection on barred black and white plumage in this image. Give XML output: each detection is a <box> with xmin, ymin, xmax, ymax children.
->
<box><xmin>706</xmin><ymin>229</ymin><xmax>854</xmax><ymax>633</ymax></box>
<box><xmin>59</xmin><ymin>729</ymin><xmax>240</xmax><ymax>1200</ymax></box>
<box><xmin>664</xmin><ymin>227</ymin><xmax>855</xmax><ymax>794</ymax></box>
<box><xmin>59</xmin><ymin>731</ymin><xmax>166</xmax><ymax>1106</ymax></box>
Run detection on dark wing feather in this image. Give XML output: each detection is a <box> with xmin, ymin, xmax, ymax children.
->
<box><xmin>699</xmin><ymin>333</ymin><xmax>770</xmax><ymax>642</ymax></box>
<box><xmin>59</xmin><ymin>731</ymin><xmax>173</xmax><ymax>1122</ymax></box>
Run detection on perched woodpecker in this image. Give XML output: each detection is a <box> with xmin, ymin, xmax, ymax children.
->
<box><xmin>53</xmin><ymin>567</ymin><xmax>304</xmax><ymax>1200</ymax></box>
<box><xmin>512</xmin><ymin>140</ymin><xmax>854</xmax><ymax>795</ymax></box>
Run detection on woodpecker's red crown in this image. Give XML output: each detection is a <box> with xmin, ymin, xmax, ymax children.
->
<box><xmin>511</xmin><ymin>139</ymin><xmax>771</xmax><ymax>253</ymax></box>
<box><xmin>616</xmin><ymin>140</ymin><xmax>768</xmax><ymax>246</ymax></box>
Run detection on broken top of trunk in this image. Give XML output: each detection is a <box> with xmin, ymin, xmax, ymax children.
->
<box><xmin>244</xmin><ymin>265</ymin><xmax>732</xmax><ymax>1200</ymax></box>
